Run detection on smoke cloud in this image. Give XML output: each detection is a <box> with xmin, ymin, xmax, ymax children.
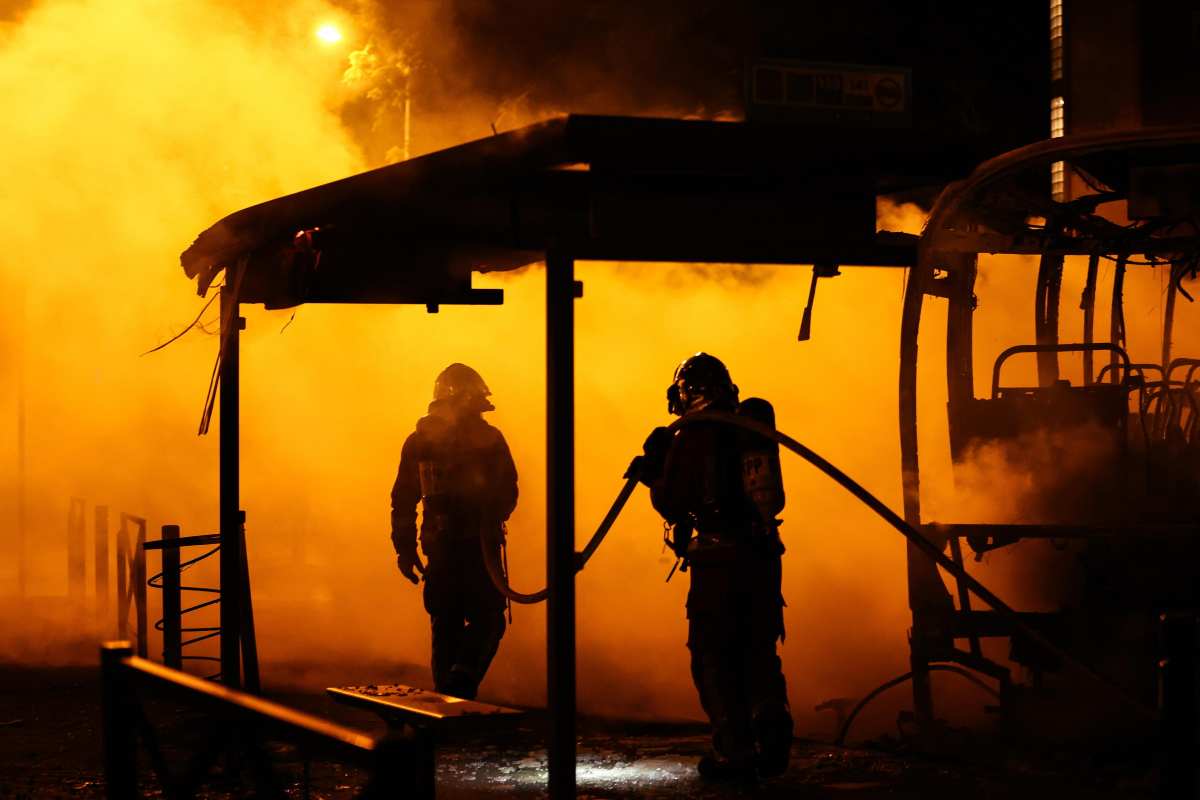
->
<box><xmin>0</xmin><ymin>0</ymin><xmax>364</xmax><ymax>647</ymax></box>
<box><xmin>0</xmin><ymin>0</ymin><xmax>914</xmax><ymax>728</ymax></box>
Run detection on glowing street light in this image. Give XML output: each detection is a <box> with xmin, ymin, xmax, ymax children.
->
<box><xmin>315</xmin><ymin>23</ymin><xmax>343</xmax><ymax>46</ymax></box>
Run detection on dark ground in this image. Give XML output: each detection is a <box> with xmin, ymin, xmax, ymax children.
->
<box><xmin>0</xmin><ymin>664</ymin><xmax>1160</xmax><ymax>799</ymax></box>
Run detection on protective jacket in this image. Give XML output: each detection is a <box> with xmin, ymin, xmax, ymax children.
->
<box><xmin>391</xmin><ymin>399</ymin><xmax>518</xmax><ymax>554</ymax></box>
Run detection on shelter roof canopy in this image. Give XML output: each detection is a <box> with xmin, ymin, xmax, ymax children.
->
<box><xmin>180</xmin><ymin>114</ymin><xmax>977</xmax><ymax>309</ymax></box>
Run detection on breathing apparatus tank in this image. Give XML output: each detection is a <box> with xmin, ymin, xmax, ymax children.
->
<box><xmin>417</xmin><ymin>458</ymin><xmax>451</xmax><ymax>537</ymax></box>
<box><xmin>736</xmin><ymin>397</ymin><xmax>786</xmax><ymax>531</ymax></box>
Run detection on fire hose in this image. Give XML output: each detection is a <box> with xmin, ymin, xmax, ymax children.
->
<box><xmin>482</xmin><ymin>410</ymin><xmax>1158</xmax><ymax>721</ymax></box>
<box><xmin>482</xmin><ymin>472</ymin><xmax>640</xmax><ymax>604</ymax></box>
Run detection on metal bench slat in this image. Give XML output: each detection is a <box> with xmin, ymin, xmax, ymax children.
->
<box><xmin>326</xmin><ymin>684</ymin><xmax>525</xmax><ymax>728</ymax></box>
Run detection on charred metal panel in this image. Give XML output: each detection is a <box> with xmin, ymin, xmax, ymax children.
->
<box><xmin>586</xmin><ymin>174</ymin><xmax>875</xmax><ymax>261</ymax></box>
<box><xmin>955</xmin><ymin>386</ymin><xmax>1128</xmax><ymax>451</ymax></box>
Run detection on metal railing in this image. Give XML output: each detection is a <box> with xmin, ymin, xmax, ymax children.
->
<box><xmin>116</xmin><ymin>514</ymin><xmax>148</xmax><ymax>657</ymax></box>
<box><xmin>101</xmin><ymin>641</ymin><xmax>416</xmax><ymax>799</ymax></box>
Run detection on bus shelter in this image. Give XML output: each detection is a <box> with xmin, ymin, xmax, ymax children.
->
<box><xmin>180</xmin><ymin>113</ymin><xmax>975</xmax><ymax>796</ymax></box>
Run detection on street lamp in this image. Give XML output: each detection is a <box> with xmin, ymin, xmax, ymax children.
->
<box><xmin>315</xmin><ymin>23</ymin><xmax>343</xmax><ymax>46</ymax></box>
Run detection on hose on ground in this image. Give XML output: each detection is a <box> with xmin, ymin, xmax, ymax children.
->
<box><xmin>482</xmin><ymin>410</ymin><xmax>1159</xmax><ymax>721</ymax></box>
<box><xmin>833</xmin><ymin>664</ymin><xmax>1001</xmax><ymax>746</ymax></box>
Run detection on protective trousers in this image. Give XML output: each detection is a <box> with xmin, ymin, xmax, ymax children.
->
<box><xmin>686</xmin><ymin>543</ymin><xmax>792</xmax><ymax>767</ymax></box>
<box><xmin>422</xmin><ymin>539</ymin><xmax>506</xmax><ymax>700</ymax></box>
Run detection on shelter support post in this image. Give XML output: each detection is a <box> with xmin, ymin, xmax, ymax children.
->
<box><xmin>546</xmin><ymin>251</ymin><xmax>576</xmax><ymax>798</ymax></box>
<box><xmin>220</xmin><ymin>285</ymin><xmax>243</xmax><ymax>688</ymax></box>
<box><xmin>1111</xmin><ymin>256</ymin><xmax>1128</xmax><ymax>374</ymax></box>
<box><xmin>899</xmin><ymin>255</ymin><xmax>935</xmax><ymax>725</ymax></box>
<box><xmin>68</xmin><ymin>498</ymin><xmax>86</xmax><ymax>603</ymax></box>
<box><xmin>133</xmin><ymin>519</ymin><xmax>148</xmax><ymax>658</ymax></box>
<box><xmin>901</xmin><ymin>250</ymin><xmax>977</xmax><ymax>728</ymax></box>
<box><xmin>95</xmin><ymin>506</ymin><xmax>110</xmax><ymax>619</ymax></box>
<box><xmin>945</xmin><ymin>257</ymin><xmax>981</xmax><ymax>661</ymax></box>
<box><xmin>115</xmin><ymin>513</ymin><xmax>147</xmax><ymax>656</ymax></box>
<box><xmin>16</xmin><ymin>313</ymin><xmax>27</xmax><ymax>600</ymax></box>
<box><xmin>1163</xmin><ymin>259</ymin><xmax>1180</xmax><ymax>369</ymax></box>
<box><xmin>161</xmin><ymin>525</ymin><xmax>182</xmax><ymax>669</ymax></box>
<box><xmin>240</xmin><ymin>530</ymin><xmax>260</xmax><ymax>693</ymax></box>
<box><xmin>1081</xmin><ymin>254</ymin><xmax>1099</xmax><ymax>384</ymax></box>
<box><xmin>1034</xmin><ymin>252</ymin><xmax>1064</xmax><ymax>387</ymax></box>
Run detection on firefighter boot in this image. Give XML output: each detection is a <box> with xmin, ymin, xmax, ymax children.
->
<box><xmin>697</xmin><ymin>754</ymin><xmax>757</xmax><ymax>783</ymax></box>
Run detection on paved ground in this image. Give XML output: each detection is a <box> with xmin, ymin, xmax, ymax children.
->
<box><xmin>0</xmin><ymin>664</ymin><xmax>1160</xmax><ymax>798</ymax></box>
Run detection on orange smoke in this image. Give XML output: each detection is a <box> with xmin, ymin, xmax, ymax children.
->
<box><xmin>0</xmin><ymin>0</ymin><xmax>950</xmax><ymax>737</ymax></box>
<box><xmin>6</xmin><ymin>0</ymin><xmax>1192</xmax><ymax>743</ymax></box>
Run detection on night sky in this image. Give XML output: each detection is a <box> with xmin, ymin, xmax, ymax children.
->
<box><xmin>390</xmin><ymin>0</ymin><xmax>1049</xmax><ymax>150</ymax></box>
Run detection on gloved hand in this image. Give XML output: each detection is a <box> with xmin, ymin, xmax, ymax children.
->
<box><xmin>668</xmin><ymin>522</ymin><xmax>693</xmax><ymax>559</ymax></box>
<box><xmin>396</xmin><ymin>544</ymin><xmax>425</xmax><ymax>585</ymax></box>
<box><xmin>625</xmin><ymin>426</ymin><xmax>673</xmax><ymax>485</ymax></box>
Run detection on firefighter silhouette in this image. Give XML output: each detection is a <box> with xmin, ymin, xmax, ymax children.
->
<box><xmin>642</xmin><ymin>352</ymin><xmax>794</xmax><ymax>780</ymax></box>
<box><xmin>390</xmin><ymin>363</ymin><xmax>518</xmax><ymax>700</ymax></box>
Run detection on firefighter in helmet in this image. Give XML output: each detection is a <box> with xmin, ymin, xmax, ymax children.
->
<box><xmin>641</xmin><ymin>353</ymin><xmax>793</xmax><ymax>780</ymax></box>
<box><xmin>390</xmin><ymin>363</ymin><xmax>519</xmax><ymax>700</ymax></box>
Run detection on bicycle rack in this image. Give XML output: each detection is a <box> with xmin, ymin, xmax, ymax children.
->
<box><xmin>145</xmin><ymin>525</ymin><xmax>224</xmax><ymax>679</ymax></box>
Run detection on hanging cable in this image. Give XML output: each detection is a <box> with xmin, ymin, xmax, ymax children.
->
<box><xmin>198</xmin><ymin>259</ymin><xmax>247</xmax><ymax>435</ymax></box>
<box><xmin>140</xmin><ymin>289</ymin><xmax>221</xmax><ymax>356</ymax></box>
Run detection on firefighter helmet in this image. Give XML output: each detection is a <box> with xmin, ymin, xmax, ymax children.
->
<box><xmin>433</xmin><ymin>363</ymin><xmax>494</xmax><ymax>411</ymax></box>
<box><xmin>667</xmin><ymin>352</ymin><xmax>739</xmax><ymax>415</ymax></box>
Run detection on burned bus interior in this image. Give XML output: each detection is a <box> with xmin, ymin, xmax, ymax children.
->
<box><xmin>903</xmin><ymin>127</ymin><xmax>1200</xmax><ymax>742</ymax></box>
